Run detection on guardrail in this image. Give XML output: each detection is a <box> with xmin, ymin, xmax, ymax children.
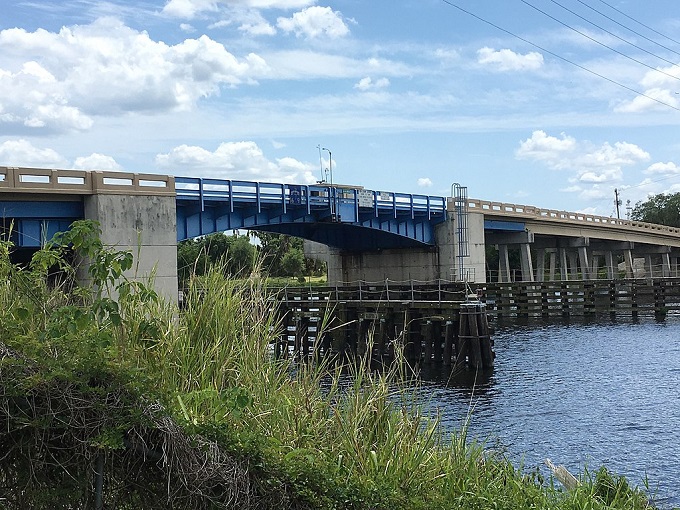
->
<box><xmin>0</xmin><ymin>166</ymin><xmax>175</xmax><ymax>196</ymax></box>
<box><xmin>175</xmin><ymin>176</ymin><xmax>447</xmax><ymax>219</ymax></box>
<box><xmin>466</xmin><ymin>198</ymin><xmax>680</xmax><ymax>236</ymax></box>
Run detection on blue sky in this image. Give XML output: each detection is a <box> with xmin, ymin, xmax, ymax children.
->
<box><xmin>1</xmin><ymin>0</ymin><xmax>679</xmax><ymax>216</ymax></box>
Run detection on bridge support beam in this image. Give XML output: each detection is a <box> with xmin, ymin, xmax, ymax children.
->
<box><xmin>498</xmin><ymin>244</ymin><xmax>511</xmax><ymax>283</ymax></box>
<box><xmin>83</xmin><ymin>194</ymin><xmax>178</xmax><ymax>302</ymax></box>
<box><xmin>535</xmin><ymin>248</ymin><xmax>545</xmax><ymax>282</ymax></box>
<box><xmin>578</xmin><ymin>246</ymin><xmax>591</xmax><ymax>280</ymax></box>
<box><xmin>305</xmin><ymin>210</ymin><xmax>488</xmax><ymax>284</ymax></box>
<box><xmin>520</xmin><ymin>243</ymin><xmax>534</xmax><ymax>282</ymax></box>
<box><xmin>548</xmin><ymin>250</ymin><xmax>557</xmax><ymax>281</ymax></box>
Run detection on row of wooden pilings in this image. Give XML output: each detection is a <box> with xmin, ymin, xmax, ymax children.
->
<box><xmin>274</xmin><ymin>298</ymin><xmax>494</xmax><ymax>370</ymax></box>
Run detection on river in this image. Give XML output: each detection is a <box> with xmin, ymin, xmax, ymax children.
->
<box><xmin>419</xmin><ymin>315</ymin><xmax>680</xmax><ymax>508</ymax></box>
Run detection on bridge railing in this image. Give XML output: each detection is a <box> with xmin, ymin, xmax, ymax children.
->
<box><xmin>466</xmin><ymin>198</ymin><xmax>680</xmax><ymax>236</ymax></box>
<box><xmin>175</xmin><ymin>176</ymin><xmax>447</xmax><ymax>219</ymax></box>
<box><xmin>276</xmin><ymin>279</ymin><xmax>470</xmax><ymax>304</ymax></box>
<box><xmin>0</xmin><ymin>166</ymin><xmax>175</xmax><ymax>196</ymax></box>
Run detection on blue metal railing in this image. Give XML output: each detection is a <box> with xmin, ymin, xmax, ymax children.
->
<box><xmin>174</xmin><ymin>176</ymin><xmax>447</xmax><ymax>221</ymax></box>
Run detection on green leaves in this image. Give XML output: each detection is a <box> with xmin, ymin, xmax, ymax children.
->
<box><xmin>631</xmin><ymin>192</ymin><xmax>680</xmax><ymax>227</ymax></box>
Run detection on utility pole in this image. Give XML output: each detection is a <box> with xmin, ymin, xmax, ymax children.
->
<box><xmin>614</xmin><ymin>188</ymin><xmax>621</xmax><ymax>219</ymax></box>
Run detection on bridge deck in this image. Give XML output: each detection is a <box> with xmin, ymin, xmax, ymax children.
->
<box><xmin>175</xmin><ymin>177</ymin><xmax>448</xmax><ymax>249</ymax></box>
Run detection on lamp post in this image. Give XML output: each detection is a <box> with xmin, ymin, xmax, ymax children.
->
<box><xmin>321</xmin><ymin>147</ymin><xmax>334</xmax><ymax>218</ymax></box>
<box><xmin>322</xmin><ymin>147</ymin><xmax>332</xmax><ymax>187</ymax></box>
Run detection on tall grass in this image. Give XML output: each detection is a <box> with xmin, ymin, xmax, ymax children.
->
<box><xmin>1</xmin><ymin>224</ymin><xmax>652</xmax><ymax>510</ymax></box>
<box><xmin>116</xmin><ymin>263</ymin><xmax>650</xmax><ymax>509</ymax></box>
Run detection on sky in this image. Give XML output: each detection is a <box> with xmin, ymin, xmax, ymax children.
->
<box><xmin>1</xmin><ymin>0</ymin><xmax>679</xmax><ymax>217</ymax></box>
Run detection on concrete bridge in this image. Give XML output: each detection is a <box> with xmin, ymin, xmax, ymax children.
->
<box><xmin>3</xmin><ymin>165</ymin><xmax>680</xmax><ymax>300</ymax></box>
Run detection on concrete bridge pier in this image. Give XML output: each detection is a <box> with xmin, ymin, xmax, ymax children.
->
<box><xmin>81</xmin><ymin>173</ymin><xmax>178</xmax><ymax>302</ymax></box>
<box><xmin>498</xmin><ymin>244</ymin><xmax>511</xmax><ymax>283</ymax></box>
<box><xmin>634</xmin><ymin>246</ymin><xmax>672</xmax><ymax>279</ymax></box>
<box><xmin>306</xmin><ymin>209</ymin><xmax>487</xmax><ymax>285</ymax></box>
<box><xmin>487</xmin><ymin>231</ymin><xmax>534</xmax><ymax>282</ymax></box>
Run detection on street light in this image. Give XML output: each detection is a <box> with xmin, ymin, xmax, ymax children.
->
<box><xmin>321</xmin><ymin>147</ymin><xmax>332</xmax><ymax>187</ymax></box>
<box><xmin>321</xmin><ymin>147</ymin><xmax>335</xmax><ymax>219</ymax></box>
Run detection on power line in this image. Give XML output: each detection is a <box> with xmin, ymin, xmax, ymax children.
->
<box><xmin>438</xmin><ymin>0</ymin><xmax>680</xmax><ymax>112</ymax></box>
<box><xmin>547</xmin><ymin>0</ymin><xmax>680</xmax><ymax>67</ymax></box>
<box><xmin>573</xmin><ymin>0</ymin><xmax>680</xmax><ymax>59</ymax></box>
<box><xmin>593</xmin><ymin>0</ymin><xmax>680</xmax><ymax>48</ymax></box>
<box><xmin>518</xmin><ymin>0</ymin><xmax>680</xmax><ymax>82</ymax></box>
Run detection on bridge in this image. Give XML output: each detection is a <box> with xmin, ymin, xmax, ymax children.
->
<box><xmin>3</xmin><ymin>165</ymin><xmax>680</xmax><ymax>300</ymax></box>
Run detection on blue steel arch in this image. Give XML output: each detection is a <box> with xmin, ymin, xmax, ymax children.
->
<box><xmin>175</xmin><ymin>177</ymin><xmax>447</xmax><ymax>250</ymax></box>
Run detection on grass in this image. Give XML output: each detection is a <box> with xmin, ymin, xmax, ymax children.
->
<box><xmin>136</xmin><ymin>264</ymin><xmax>653</xmax><ymax>509</ymax></box>
<box><xmin>0</xmin><ymin>225</ymin><xmax>656</xmax><ymax>509</ymax></box>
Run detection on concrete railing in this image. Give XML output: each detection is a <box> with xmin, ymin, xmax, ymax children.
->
<box><xmin>0</xmin><ymin>166</ymin><xmax>175</xmax><ymax>196</ymax></box>
<box><xmin>465</xmin><ymin>198</ymin><xmax>680</xmax><ymax>237</ymax></box>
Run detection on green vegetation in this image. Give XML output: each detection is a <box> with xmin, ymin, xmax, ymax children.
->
<box><xmin>177</xmin><ymin>231</ymin><xmax>325</xmax><ymax>287</ymax></box>
<box><xmin>631</xmin><ymin>191</ymin><xmax>680</xmax><ymax>227</ymax></box>
<box><xmin>0</xmin><ymin>221</ymin><xmax>653</xmax><ymax>509</ymax></box>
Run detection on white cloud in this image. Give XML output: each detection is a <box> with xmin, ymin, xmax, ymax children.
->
<box><xmin>477</xmin><ymin>47</ymin><xmax>544</xmax><ymax>72</ymax></box>
<box><xmin>646</xmin><ymin>161</ymin><xmax>680</xmax><ymax>174</ymax></box>
<box><xmin>73</xmin><ymin>153</ymin><xmax>123</xmax><ymax>170</ymax></box>
<box><xmin>517</xmin><ymin>130</ymin><xmax>650</xmax><ymax>186</ymax></box>
<box><xmin>516</xmin><ymin>131</ymin><xmax>576</xmax><ymax>168</ymax></box>
<box><xmin>417</xmin><ymin>177</ymin><xmax>432</xmax><ymax>187</ymax></box>
<box><xmin>239</xmin><ymin>19</ymin><xmax>277</xmax><ymax>36</ymax></box>
<box><xmin>262</xmin><ymin>50</ymin><xmax>412</xmax><ymax>80</ymax></box>
<box><xmin>162</xmin><ymin>0</ymin><xmax>219</xmax><ymax>19</ymax></box>
<box><xmin>155</xmin><ymin>141</ymin><xmax>316</xmax><ymax>183</ymax></box>
<box><xmin>354</xmin><ymin>77</ymin><xmax>390</xmax><ymax>91</ymax></box>
<box><xmin>0</xmin><ymin>139</ymin><xmax>68</xmax><ymax>168</ymax></box>
<box><xmin>0</xmin><ymin>18</ymin><xmax>270</xmax><ymax>133</ymax></box>
<box><xmin>615</xmin><ymin>64</ymin><xmax>680</xmax><ymax>113</ymax></box>
<box><xmin>434</xmin><ymin>47</ymin><xmax>460</xmax><ymax>64</ymax></box>
<box><xmin>277</xmin><ymin>6</ymin><xmax>350</xmax><ymax>39</ymax></box>
<box><xmin>179</xmin><ymin>23</ymin><xmax>196</xmax><ymax>32</ymax></box>
<box><xmin>246</xmin><ymin>0</ymin><xmax>315</xmax><ymax>7</ymax></box>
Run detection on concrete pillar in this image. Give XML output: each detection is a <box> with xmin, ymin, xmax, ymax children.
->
<box><xmin>548</xmin><ymin>250</ymin><xmax>557</xmax><ymax>281</ymax></box>
<box><xmin>83</xmin><ymin>194</ymin><xmax>178</xmax><ymax>302</ymax></box>
<box><xmin>578</xmin><ymin>246</ymin><xmax>590</xmax><ymax>280</ymax></box>
<box><xmin>644</xmin><ymin>254</ymin><xmax>654</xmax><ymax>279</ymax></box>
<box><xmin>624</xmin><ymin>249</ymin><xmax>634</xmax><ymax>278</ymax></box>
<box><xmin>662</xmin><ymin>253</ymin><xmax>671</xmax><ymax>277</ymax></box>
<box><xmin>559</xmin><ymin>248</ymin><xmax>568</xmax><ymax>280</ymax></box>
<box><xmin>498</xmin><ymin>244</ymin><xmax>511</xmax><ymax>282</ymax></box>
<box><xmin>568</xmin><ymin>251</ymin><xmax>578</xmax><ymax>280</ymax></box>
<box><xmin>536</xmin><ymin>248</ymin><xmax>545</xmax><ymax>282</ymax></box>
<box><xmin>605</xmin><ymin>251</ymin><xmax>615</xmax><ymax>279</ymax></box>
<box><xmin>591</xmin><ymin>253</ymin><xmax>600</xmax><ymax>280</ymax></box>
<box><xmin>520</xmin><ymin>243</ymin><xmax>534</xmax><ymax>282</ymax></box>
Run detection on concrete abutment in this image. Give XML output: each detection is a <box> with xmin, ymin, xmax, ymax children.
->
<box><xmin>82</xmin><ymin>193</ymin><xmax>178</xmax><ymax>302</ymax></box>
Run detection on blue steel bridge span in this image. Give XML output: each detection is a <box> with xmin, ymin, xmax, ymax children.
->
<box><xmin>0</xmin><ymin>169</ymin><xmax>449</xmax><ymax>251</ymax></box>
<box><xmin>174</xmin><ymin>177</ymin><xmax>448</xmax><ymax>251</ymax></box>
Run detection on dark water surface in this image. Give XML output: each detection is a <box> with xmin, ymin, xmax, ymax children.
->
<box><xmin>419</xmin><ymin>316</ymin><xmax>680</xmax><ymax>508</ymax></box>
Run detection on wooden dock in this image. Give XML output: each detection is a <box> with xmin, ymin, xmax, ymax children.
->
<box><xmin>482</xmin><ymin>278</ymin><xmax>680</xmax><ymax>318</ymax></box>
<box><xmin>274</xmin><ymin>286</ymin><xmax>494</xmax><ymax>369</ymax></box>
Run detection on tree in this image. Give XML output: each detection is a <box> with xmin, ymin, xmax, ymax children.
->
<box><xmin>253</xmin><ymin>231</ymin><xmax>325</xmax><ymax>278</ymax></box>
<box><xmin>280</xmin><ymin>247</ymin><xmax>305</xmax><ymax>277</ymax></box>
<box><xmin>631</xmin><ymin>192</ymin><xmax>680</xmax><ymax>227</ymax></box>
<box><xmin>177</xmin><ymin>232</ymin><xmax>256</xmax><ymax>285</ymax></box>
<box><xmin>224</xmin><ymin>234</ymin><xmax>256</xmax><ymax>276</ymax></box>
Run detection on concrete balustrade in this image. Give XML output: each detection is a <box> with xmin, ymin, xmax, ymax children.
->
<box><xmin>0</xmin><ymin>167</ymin><xmax>175</xmax><ymax>196</ymax></box>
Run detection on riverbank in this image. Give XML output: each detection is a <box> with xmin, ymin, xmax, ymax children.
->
<box><xmin>0</xmin><ymin>222</ymin><xmax>654</xmax><ymax>508</ymax></box>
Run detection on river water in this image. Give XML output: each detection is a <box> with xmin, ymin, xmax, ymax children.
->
<box><xmin>419</xmin><ymin>315</ymin><xmax>680</xmax><ymax>508</ymax></box>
